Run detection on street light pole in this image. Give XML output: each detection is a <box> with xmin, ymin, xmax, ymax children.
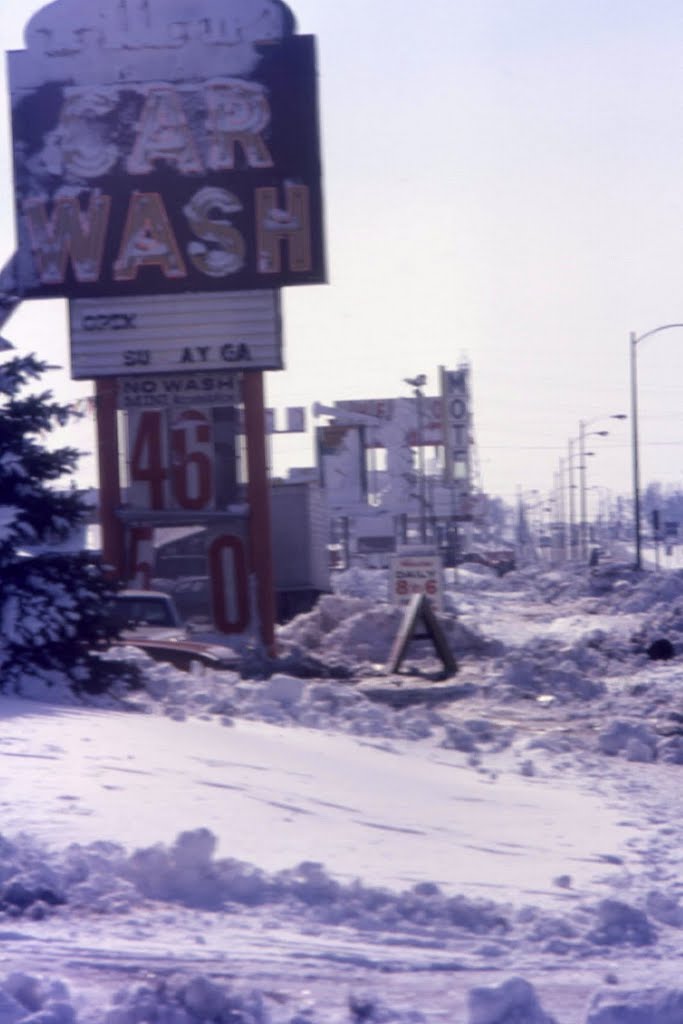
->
<box><xmin>567</xmin><ymin>439</ymin><xmax>576</xmax><ymax>558</ymax></box>
<box><xmin>579</xmin><ymin>421</ymin><xmax>587</xmax><ymax>558</ymax></box>
<box><xmin>575</xmin><ymin>415</ymin><xmax>626</xmax><ymax>560</ymax></box>
<box><xmin>630</xmin><ymin>324</ymin><xmax>683</xmax><ymax>571</ymax></box>
<box><xmin>630</xmin><ymin>331</ymin><xmax>641</xmax><ymax>571</ymax></box>
<box><xmin>556</xmin><ymin>458</ymin><xmax>566</xmax><ymax>558</ymax></box>
<box><xmin>567</xmin><ymin>441</ymin><xmax>592</xmax><ymax>559</ymax></box>
<box><xmin>579</xmin><ymin>426</ymin><xmax>606</xmax><ymax>559</ymax></box>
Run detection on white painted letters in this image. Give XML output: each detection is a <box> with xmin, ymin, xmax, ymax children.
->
<box><xmin>127</xmin><ymin>87</ymin><xmax>204</xmax><ymax>175</ymax></box>
<box><xmin>114</xmin><ymin>192</ymin><xmax>187</xmax><ymax>281</ymax></box>
<box><xmin>23</xmin><ymin>193</ymin><xmax>111</xmax><ymax>283</ymax></box>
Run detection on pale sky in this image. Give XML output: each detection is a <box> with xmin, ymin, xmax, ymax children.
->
<box><xmin>2</xmin><ymin>1</ymin><xmax>683</xmax><ymax>509</ymax></box>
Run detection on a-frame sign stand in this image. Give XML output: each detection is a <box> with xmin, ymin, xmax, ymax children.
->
<box><xmin>386</xmin><ymin>593</ymin><xmax>457</xmax><ymax>678</ymax></box>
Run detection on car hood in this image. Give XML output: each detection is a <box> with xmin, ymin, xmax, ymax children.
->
<box><xmin>119</xmin><ymin>626</ymin><xmax>189</xmax><ymax>643</ymax></box>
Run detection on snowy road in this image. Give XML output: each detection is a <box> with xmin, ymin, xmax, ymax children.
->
<box><xmin>3</xmin><ymin>564</ymin><xmax>683</xmax><ymax>1022</ymax></box>
<box><xmin>0</xmin><ymin>701</ymin><xmax>636</xmax><ymax>905</ymax></box>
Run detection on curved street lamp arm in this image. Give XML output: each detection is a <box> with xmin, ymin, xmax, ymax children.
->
<box><xmin>632</xmin><ymin>323</ymin><xmax>683</xmax><ymax>347</ymax></box>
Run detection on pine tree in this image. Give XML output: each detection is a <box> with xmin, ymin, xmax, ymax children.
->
<box><xmin>0</xmin><ymin>352</ymin><xmax>124</xmax><ymax>693</ymax></box>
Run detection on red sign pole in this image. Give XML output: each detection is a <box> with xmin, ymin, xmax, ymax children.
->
<box><xmin>95</xmin><ymin>378</ymin><xmax>125</xmax><ymax>578</ymax></box>
<box><xmin>242</xmin><ymin>371</ymin><xmax>276</xmax><ymax>654</ymax></box>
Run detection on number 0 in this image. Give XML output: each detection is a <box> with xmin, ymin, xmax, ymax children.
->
<box><xmin>209</xmin><ymin>535</ymin><xmax>249</xmax><ymax>633</ymax></box>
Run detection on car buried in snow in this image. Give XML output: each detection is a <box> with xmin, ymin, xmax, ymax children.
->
<box><xmin>106</xmin><ymin>590</ymin><xmax>239</xmax><ymax>672</ymax></box>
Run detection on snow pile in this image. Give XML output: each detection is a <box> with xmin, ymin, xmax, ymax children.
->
<box><xmin>490</xmin><ymin>646</ymin><xmax>606</xmax><ymax>702</ymax></box>
<box><xmin>6</xmin><ymin>650</ymin><xmax>139</xmax><ymax>707</ymax></box>
<box><xmin>468</xmin><ymin>976</ymin><xmax>557</xmax><ymax>1024</ymax></box>
<box><xmin>441</xmin><ymin>717</ymin><xmax>514</xmax><ymax>755</ymax></box>
<box><xmin>277</xmin><ymin>593</ymin><xmax>391</xmax><ymax>665</ymax></box>
<box><xmin>597</xmin><ymin>721</ymin><xmax>658</xmax><ymax>762</ymax></box>
<box><xmin>0</xmin><ymin>828</ymin><xmax>513</xmax><ymax>938</ymax></box>
<box><xmin>1</xmin><ymin>825</ymin><xmax>670</xmax><ymax>966</ymax></box>
<box><xmin>0</xmin><ymin>973</ymin><xmax>76</xmax><ymax>1024</ymax></box>
<box><xmin>593</xmin><ymin>709</ymin><xmax>683</xmax><ymax>765</ymax></box>
<box><xmin>277</xmin><ymin>592</ymin><xmax>490</xmax><ymax>670</ymax></box>
<box><xmin>105</xmin><ymin>976</ymin><xmax>271</xmax><ymax>1024</ymax></box>
<box><xmin>332</xmin><ymin>566</ymin><xmax>391</xmax><ymax>601</ymax></box>
<box><xmin>586</xmin><ymin>987</ymin><xmax>683</xmax><ymax>1023</ymax></box>
<box><xmin>619</xmin><ymin>569</ymin><xmax>683</xmax><ymax>614</ymax></box>
<box><xmin>645</xmin><ymin>889</ymin><xmax>683</xmax><ymax>928</ymax></box>
<box><xmin>0</xmin><ymin>971</ymin><xmax>429</xmax><ymax>1024</ymax></box>
<box><xmin>586</xmin><ymin>899</ymin><xmax>656</xmax><ymax>947</ymax></box>
<box><xmin>113</xmin><ymin>651</ymin><xmax>443</xmax><ymax>740</ymax></box>
<box><xmin>466</xmin><ymin>970</ymin><xmax>683</xmax><ymax>1019</ymax></box>
<box><xmin>487</xmin><ymin>563</ymin><xmax>683</xmax><ymax>621</ymax></box>
<box><xmin>1</xmin><ymin>968</ymin><xmax>683</xmax><ymax>1024</ymax></box>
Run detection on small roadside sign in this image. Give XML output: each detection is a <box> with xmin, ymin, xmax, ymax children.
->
<box><xmin>386</xmin><ymin>593</ymin><xmax>457</xmax><ymax>677</ymax></box>
<box><xmin>390</xmin><ymin>549</ymin><xmax>444</xmax><ymax>612</ymax></box>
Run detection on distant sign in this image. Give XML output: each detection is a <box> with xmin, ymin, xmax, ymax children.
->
<box><xmin>336</xmin><ymin>397</ymin><xmax>446</xmax><ymax>447</ymax></box>
<box><xmin>390</xmin><ymin>551</ymin><xmax>444</xmax><ymax>612</ymax></box>
<box><xmin>317</xmin><ymin>424</ymin><xmax>367</xmax><ymax>508</ymax></box>
<box><xmin>9</xmin><ymin>1</ymin><xmax>325</xmax><ymax>300</ymax></box>
<box><xmin>440</xmin><ymin>365</ymin><xmax>471</xmax><ymax>497</ymax></box>
<box><xmin>70</xmin><ymin>290</ymin><xmax>282</xmax><ymax>378</ymax></box>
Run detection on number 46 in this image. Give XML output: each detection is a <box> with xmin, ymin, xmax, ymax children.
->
<box><xmin>128</xmin><ymin>409</ymin><xmax>214</xmax><ymax>512</ymax></box>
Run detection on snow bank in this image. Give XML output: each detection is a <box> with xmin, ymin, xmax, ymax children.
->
<box><xmin>467</xmin><ymin>976</ymin><xmax>557</xmax><ymax>1024</ymax></box>
<box><xmin>488</xmin><ymin>636</ymin><xmax>608</xmax><ymax>701</ymax></box>
<box><xmin>0</xmin><ymin>828</ymin><xmax>513</xmax><ymax>937</ymax></box>
<box><xmin>0</xmin><ymin>819</ymin><xmax>670</xmax><ymax>1024</ymax></box>
<box><xmin>122</xmin><ymin>652</ymin><xmax>445</xmax><ymax>740</ymax></box>
<box><xmin>619</xmin><ymin>569</ymin><xmax>683</xmax><ymax>614</ymax></box>
<box><xmin>597</xmin><ymin>721</ymin><xmax>658</xmax><ymax>762</ymax></box>
<box><xmin>0</xmin><ymin>970</ymin><xmax>431</xmax><ymax>1024</ymax></box>
<box><xmin>6</xmin><ymin>559</ymin><xmax>683</xmax><ymax>1022</ymax></box>
<box><xmin>0</xmin><ymin>971</ymin><xmax>279</xmax><ymax>1024</ymax></box>
<box><xmin>0</xmin><ymin>827</ymin><xmax>666</xmax><ymax>961</ymax></box>
<box><xmin>277</xmin><ymin>592</ymin><xmax>490</xmax><ymax>670</ymax></box>
<box><xmin>586</xmin><ymin>987</ymin><xmax>683</xmax><ymax>1023</ymax></box>
<box><xmin>105</xmin><ymin>976</ymin><xmax>270</xmax><ymax>1024</ymax></box>
<box><xmin>332</xmin><ymin>567</ymin><xmax>391</xmax><ymax>602</ymax></box>
<box><xmin>586</xmin><ymin>899</ymin><xmax>656</xmax><ymax>947</ymax></box>
<box><xmin>3</xmin><ymin>967</ymin><xmax>683</xmax><ymax>1024</ymax></box>
<box><xmin>0</xmin><ymin>973</ymin><xmax>75</xmax><ymax>1024</ymax></box>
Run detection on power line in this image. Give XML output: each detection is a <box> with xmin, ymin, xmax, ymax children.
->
<box><xmin>478</xmin><ymin>441</ymin><xmax>683</xmax><ymax>451</ymax></box>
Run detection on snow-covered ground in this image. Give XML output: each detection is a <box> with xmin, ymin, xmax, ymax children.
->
<box><xmin>3</xmin><ymin>561</ymin><xmax>683</xmax><ymax>1022</ymax></box>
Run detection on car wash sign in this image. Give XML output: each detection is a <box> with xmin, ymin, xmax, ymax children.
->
<box><xmin>8</xmin><ymin>0</ymin><xmax>325</xmax><ymax>301</ymax></box>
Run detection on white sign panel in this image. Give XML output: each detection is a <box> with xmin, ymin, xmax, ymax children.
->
<box><xmin>126</xmin><ymin>407</ymin><xmax>218</xmax><ymax>512</ymax></box>
<box><xmin>390</xmin><ymin>552</ymin><xmax>444</xmax><ymax>611</ymax></box>
<box><xmin>69</xmin><ymin>290</ymin><xmax>282</xmax><ymax>379</ymax></box>
<box><xmin>125</xmin><ymin>406</ymin><xmax>241</xmax><ymax>511</ymax></box>
<box><xmin>317</xmin><ymin>424</ymin><xmax>367</xmax><ymax>509</ymax></box>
